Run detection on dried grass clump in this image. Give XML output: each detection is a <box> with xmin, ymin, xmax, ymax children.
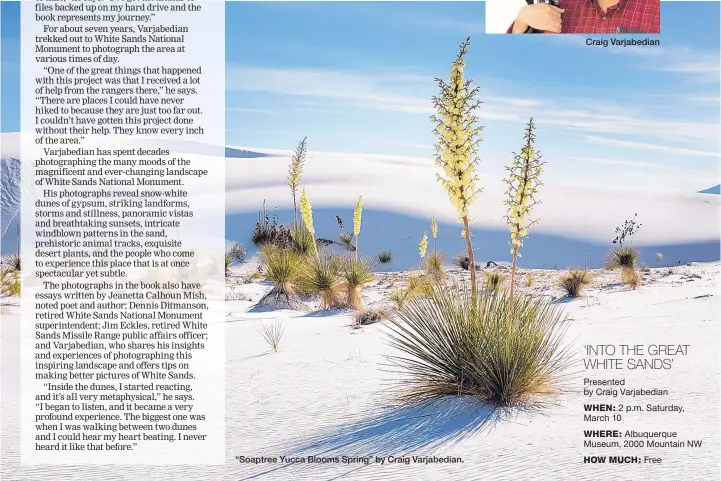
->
<box><xmin>484</xmin><ymin>271</ymin><xmax>505</xmax><ymax>293</ymax></box>
<box><xmin>558</xmin><ymin>270</ymin><xmax>592</xmax><ymax>298</ymax></box>
<box><xmin>423</xmin><ymin>251</ymin><xmax>446</xmax><ymax>283</ymax></box>
<box><xmin>256</xmin><ymin>320</ymin><xmax>286</xmax><ymax>352</ymax></box>
<box><xmin>353</xmin><ymin>307</ymin><xmax>392</xmax><ymax>327</ymax></box>
<box><xmin>621</xmin><ymin>267</ymin><xmax>641</xmax><ymax>290</ymax></box>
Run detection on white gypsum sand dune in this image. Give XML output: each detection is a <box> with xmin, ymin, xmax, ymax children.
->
<box><xmin>2</xmin><ymin>262</ymin><xmax>719</xmax><ymax>479</ymax></box>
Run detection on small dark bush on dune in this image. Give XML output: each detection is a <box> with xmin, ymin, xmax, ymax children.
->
<box><xmin>377</xmin><ymin>250</ymin><xmax>393</xmax><ymax>264</ymax></box>
<box><xmin>558</xmin><ymin>270</ymin><xmax>592</xmax><ymax>298</ymax></box>
<box><xmin>386</xmin><ymin>284</ymin><xmax>573</xmax><ymax>407</ymax></box>
<box><xmin>453</xmin><ymin>254</ymin><xmax>470</xmax><ymax>270</ymax></box>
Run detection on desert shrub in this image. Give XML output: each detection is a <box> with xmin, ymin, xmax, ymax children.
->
<box><xmin>656</xmin><ymin>252</ymin><xmax>663</xmax><ymax>264</ymax></box>
<box><xmin>378</xmin><ymin>250</ymin><xmax>393</xmax><ymax>264</ymax></box>
<box><xmin>525</xmin><ymin>273</ymin><xmax>534</xmax><ymax>288</ymax></box>
<box><xmin>423</xmin><ymin>251</ymin><xmax>446</xmax><ymax>283</ymax></box>
<box><xmin>340</xmin><ymin>257</ymin><xmax>376</xmax><ymax>310</ymax></box>
<box><xmin>386</xmin><ymin>283</ymin><xmax>572</xmax><ymax>407</ymax></box>
<box><xmin>255</xmin><ymin>245</ymin><xmax>305</xmax><ymax>310</ymax></box>
<box><xmin>453</xmin><ymin>254</ymin><xmax>470</xmax><ymax>270</ymax></box>
<box><xmin>251</xmin><ymin>207</ymin><xmax>292</xmax><ymax>248</ymax></box>
<box><xmin>353</xmin><ymin>307</ymin><xmax>391</xmax><ymax>326</ymax></box>
<box><xmin>228</xmin><ymin>243</ymin><xmax>247</xmax><ymax>264</ymax></box>
<box><xmin>256</xmin><ymin>320</ymin><xmax>286</xmax><ymax>352</ymax></box>
<box><xmin>621</xmin><ymin>267</ymin><xmax>641</xmax><ymax>290</ymax></box>
<box><xmin>300</xmin><ymin>255</ymin><xmax>343</xmax><ymax>310</ymax></box>
<box><xmin>389</xmin><ymin>287</ymin><xmax>407</xmax><ymax>311</ymax></box>
<box><xmin>605</xmin><ymin>246</ymin><xmax>639</xmax><ymax>270</ymax></box>
<box><xmin>484</xmin><ymin>271</ymin><xmax>505</xmax><ymax>293</ymax></box>
<box><xmin>558</xmin><ymin>270</ymin><xmax>592</xmax><ymax>298</ymax></box>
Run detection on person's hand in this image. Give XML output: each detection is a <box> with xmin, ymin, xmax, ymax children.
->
<box><xmin>512</xmin><ymin>3</ymin><xmax>566</xmax><ymax>33</ymax></box>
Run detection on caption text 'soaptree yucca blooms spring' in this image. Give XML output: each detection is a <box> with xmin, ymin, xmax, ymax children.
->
<box><xmin>287</xmin><ymin>137</ymin><xmax>307</xmax><ymax>227</ymax></box>
<box><xmin>431</xmin><ymin>37</ymin><xmax>483</xmax><ymax>300</ymax></box>
<box><xmin>503</xmin><ymin>118</ymin><xmax>544</xmax><ymax>302</ymax></box>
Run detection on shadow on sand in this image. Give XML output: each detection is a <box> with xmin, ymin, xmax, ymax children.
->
<box><xmin>240</xmin><ymin>398</ymin><xmax>511</xmax><ymax>480</ymax></box>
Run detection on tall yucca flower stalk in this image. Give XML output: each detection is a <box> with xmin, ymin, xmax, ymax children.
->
<box><xmin>299</xmin><ymin>188</ymin><xmax>318</xmax><ymax>258</ymax></box>
<box><xmin>353</xmin><ymin>195</ymin><xmax>363</xmax><ymax>261</ymax></box>
<box><xmin>419</xmin><ymin>233</ymin><xmax>428</xmax><ymax>261</ymax></box>
<box><xmin>430</xmin><ymin>215</ymin><xmax>438</xmax><ymax>253</ymax></box>
<box><xmin>288</xmin><ymin>137</ymin><xmax>307</xmax><ymax>227</ymax></box>
<box><xmin>431</xmin><ymin>37</ymin><xmax>483</xmax><ymax>301</ymax></box>
<box><xmin>503</xmin><ymin>118</ymin><xmax>544</xmax><ymax>303</ymax></box>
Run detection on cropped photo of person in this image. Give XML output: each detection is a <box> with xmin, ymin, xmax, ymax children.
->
<box><xmin>507</xmin><ymin>0</ymin><xmax>660</xmax><ymax>34</ymax></box>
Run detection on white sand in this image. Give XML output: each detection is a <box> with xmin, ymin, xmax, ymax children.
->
<box><xmin>2</xmin><ymin>262</ymin><xmax>719</xmax><ymax>480</ymax></box>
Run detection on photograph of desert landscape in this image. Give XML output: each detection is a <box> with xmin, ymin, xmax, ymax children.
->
<box><xmin>2</xmin><ymin>1</ymin><xmax>719</xmax><ymax>480</ymax></box>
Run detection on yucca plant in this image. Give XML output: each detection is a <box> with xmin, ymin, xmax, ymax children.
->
<box><xmin>341</xmin><ymin>257</ymin><xmax>375</xmax><ymax>310</ymax></box>
<box><xmin>288</xmin><ymin>137</ymin><xmax>307</xmax><ymax>226</ymax></box>
<box><xmin>385</xmin><ymin>283</ymin><xmax>573</xmax><ymax>407</ymax></box>
<box><xmin>257</xmin><ymin>319</ymin><xmax>286</xmax><ymax>353</ymax></box>
<box><xmin>525</xmin><ymin>273</ymin><xmax>534</xmax><ymax>288</ymax></box>
<box><xmin>424</xmin><ymin>251</ymin><xmax>447</xmax><ymax>284</ymax></box>
<box><xmin>431</xmin><ymin>37</ymin><xmax>483</xmax><ymax>301</ymax></box>
<box><xmin>2</xmin><ymin>253</ymin><xmax>21</xmax><ymax>272</ymax></box>
<box><xmin>558</xmin><ymin>270</ymin><xmax>592</xmax><ymax>298</ymax></box>
<box><xmin>377</xmin><ymin>250</ymin><xmax>393</xmax><ymax>264</ymax></box>
<box><xmin>300</xmin><ymin>254</ymin><xmax>343</xmax><ymax>310</ymax></box>
<box><xmin>605</xmin><ymin>246</ymin><xmax>639</xmax><ymax>270</ymax></box>
<box><xmin>503</xmin><ymin>118</ymin><xmax>544</xmax><ymax>303</ymax></box>
<box><xmin>484</xmin><ymin>271</ymin><xmax>505</xmax><ymax>293</ymax></box>
<box><xmin>255</xmin><ymin>245</ymin><xmax>306</xmax><ymax>310</ymax></box>
<box><xmin>224</xmin><ymin>252</ymin><xmax>233</xmax><ymax>276</ymax></box>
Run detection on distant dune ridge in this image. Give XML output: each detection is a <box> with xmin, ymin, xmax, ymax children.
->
<box><xmin>699</xmin><ymin>185</ymin><xmax>721</xmax><ymax>195</ymax></box>
<box><xmin>2</xmin><ymin>132</ymin><xmax>719</xmax><ymax>267</ymax></box>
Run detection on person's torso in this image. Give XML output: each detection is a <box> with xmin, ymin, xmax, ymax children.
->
<box><xmin>558</xmin><ymin>0</ymin><xmax>660</xmax><ymax>34</ymax></box>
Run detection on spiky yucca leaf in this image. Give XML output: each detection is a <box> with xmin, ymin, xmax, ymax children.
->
<box><xmin>558</xmin><ymin>270</ymin><xmax>592</xmax><ymax>298</ymax></box>
<box><xmin>290</xmin><ymin>225</ymin><xmax>317</xmax><ymax>256</ymax></box>
<box><xmin>385</xmin><ymin>284</ymin><xmax>573</xmax><ymax>407</ymax></box>
<box><xmin>256</xmin><ymin>320</ymin><xmax>286</xmax><ymax>353</ymax></box>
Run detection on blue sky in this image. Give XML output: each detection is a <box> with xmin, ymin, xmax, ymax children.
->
<box><xmin>2</xmin><ymin>1</ymin><xmax>720</xmax><ymax>193</ymax></box>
